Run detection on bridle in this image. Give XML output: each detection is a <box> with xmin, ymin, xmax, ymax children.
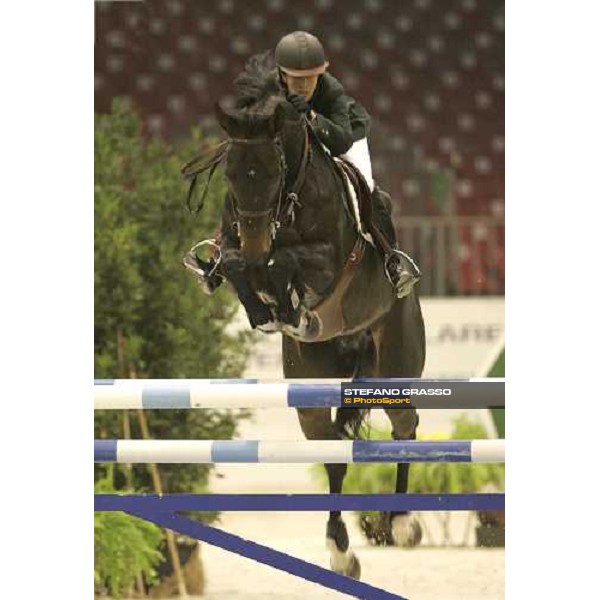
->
<box><xmin>182</xmin><ymin>116</ymin><xmax>311</xmax><ymax>242</ymax></box>
<box><xmin>228</xmin><ymin>126</ymin><xmax>309</xmax><ymax>238</ymax></box>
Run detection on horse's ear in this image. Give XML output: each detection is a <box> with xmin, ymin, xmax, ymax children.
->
<box><xmin>269</xmin><ymin>103</ymin><xmax>286</xmax><ymax>137</ymax></box>
<box><xmin>214</xmin><ymin>102</ymin><xmax>235</xmax><ymax>134</ymax></box>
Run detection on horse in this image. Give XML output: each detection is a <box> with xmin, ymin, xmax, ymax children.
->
<box><xmin>184</xmin><ymin>52</ymin><xmax>426</xmax><ymax>579</ymax></box>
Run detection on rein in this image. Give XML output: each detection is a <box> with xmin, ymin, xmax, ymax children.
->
<box><xmin>181</xmin><ymin>140</ymin><xmax>229</xmax><ymax>214</ymax></box>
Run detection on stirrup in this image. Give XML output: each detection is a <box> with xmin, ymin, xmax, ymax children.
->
<box><xmin>183</xmin><ymin>239</ymin><xmax>223</xmax><ymax>295</ymax></box>
<box><xmin>385</xmin><ymin>249</ymin><xmax>421</xmax><ymax>298</ymax></box>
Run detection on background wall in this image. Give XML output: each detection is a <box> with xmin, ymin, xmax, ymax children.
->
<box><xmin>95</xmin><ymin>0</ymin><xmax>505</xmax><ymax>295</ymax></box>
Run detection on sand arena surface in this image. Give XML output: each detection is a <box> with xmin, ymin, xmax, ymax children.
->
<box><xmin>200</xmin><ymin>509</ymin><xmax>504</xmax><ymax>600</ymax></box>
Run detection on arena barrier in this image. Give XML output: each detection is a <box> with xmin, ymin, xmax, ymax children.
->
<box><xmin>94</xmin><ymin>380</ymin><xmax>505</xmax><ymax>600</ymax></box>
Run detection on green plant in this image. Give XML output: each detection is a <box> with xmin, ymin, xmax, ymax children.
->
<box><xmin>94</xmin><ymin>471</ymin><xmax>164</xmax><ymax>598</ymax></box>
<box><xmin>95</xmin><ymin>98</ymin><xmax>251</xmax><ymax>380</ymax></box>
<box><xmin>94</xmin><ymin>99</ymin><xmax>253</xmax><ymax>592</ymax></box>
<box><xmin>94</xmin><ymin>98</ymin><xmax>252</xmax><ymax>495</ymax></box>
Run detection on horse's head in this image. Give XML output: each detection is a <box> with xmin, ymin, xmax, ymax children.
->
<box><xmin>216</xmin><ymin>101</ymin><xmax>292</xmax><ymax>265</ymax></box>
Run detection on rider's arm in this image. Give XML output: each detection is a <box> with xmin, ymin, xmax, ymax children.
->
<box><xmin>311</xmin><ymin>93</ymin><xmax>354</xmax><ymax>156</ymax></box>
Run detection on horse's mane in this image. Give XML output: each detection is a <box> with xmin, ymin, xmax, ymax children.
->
<box><xmin>233</xmin><ymin>51</ymin><xmax>281</xmax><ymax>113</ymax></box>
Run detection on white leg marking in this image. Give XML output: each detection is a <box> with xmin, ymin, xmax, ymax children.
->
<box><xmin>326</xmin><ymin>538</ymin><xmax>353</xmax><ymax>573</ymax></box>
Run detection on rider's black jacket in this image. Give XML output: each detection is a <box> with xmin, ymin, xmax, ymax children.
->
<box><xmin>271</xmin><ymin>70</ymin><xmax>371</xmax><ymax>156</ymax></box>
<box><xmin>307</xmin><ymin>72</ymin><xmax>371</xmax><ymax>156</ymax></box>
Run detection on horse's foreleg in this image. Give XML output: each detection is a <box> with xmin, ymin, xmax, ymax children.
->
<box><xmin>267</xmin><ymin>248</ymin><xmax>301</xmax><ymax>327</ymax></box>
<box><xmin>220</xmin><ymin>249</ymin><xmax>273</xmax><ymax>328</ymax></box>
<box><xmin>296</xmin><ymin>408</ymin><xmax>361</xmax><ymax>580</ymax></box>
<box><xmin>268</xmin><ymin>241</ymin><xmax>337</xmax><ymax>328</ymax></box>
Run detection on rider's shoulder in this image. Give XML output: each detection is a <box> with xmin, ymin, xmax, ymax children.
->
<box><xmin>316</xmin><ymin>72</ymin><xmax>347</xmax><ymax>104</ymax></box>
<box><xmin>320</xmin><ymin>72</ymin><xmax>345</xmax><ymax>95</ymax></box>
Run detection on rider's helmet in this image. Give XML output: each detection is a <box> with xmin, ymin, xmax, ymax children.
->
<box><xmin>274</xmin><ymin>31</ymin><xmax>329</xmax><ymax>77</ymax></box>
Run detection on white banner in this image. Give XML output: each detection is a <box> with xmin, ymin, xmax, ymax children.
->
<box><xmin>421</xmin><ymin>296</ymin><xmax>505</xmax><ymax>378</ymax></box>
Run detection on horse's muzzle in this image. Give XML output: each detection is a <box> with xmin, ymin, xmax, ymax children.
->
<box><xmin>239</xmin><ymin>216</ymin><xmax>272</xmax><ymax>265</ymax></box>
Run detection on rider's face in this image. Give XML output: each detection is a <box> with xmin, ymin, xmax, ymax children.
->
<box><xmin>282</xmin><ymin>73</ymin><xmax>319</xmax><ymax>101</ymax></box>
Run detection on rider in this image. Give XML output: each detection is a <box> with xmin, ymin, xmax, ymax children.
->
<box><xmin>274</xmin><ymin>31</ymin><xmax>420</xmax><ymax>298</ymax></box>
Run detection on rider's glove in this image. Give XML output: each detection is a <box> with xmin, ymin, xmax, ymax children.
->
<box><xmin>287</xmin><ymin>93</ymin><xmax>311</xmax><ymax>114</ymax></box>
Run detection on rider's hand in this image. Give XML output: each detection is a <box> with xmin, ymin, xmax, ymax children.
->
<box><xmin>287</xmin><ymin>93</ymin><xmax>311</xmax><ymax>114</ymax></box>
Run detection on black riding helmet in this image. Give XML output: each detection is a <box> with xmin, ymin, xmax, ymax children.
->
<box><xmin>275</xmin><ymin>31</ymin><xmax>330</xmax><ymax>77</ymax></box>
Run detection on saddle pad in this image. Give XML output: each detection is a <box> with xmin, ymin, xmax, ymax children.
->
<box><xmin>334</xmin><ymin>158</ymin><xmax>374</xmax><ymax>246</ymax></box>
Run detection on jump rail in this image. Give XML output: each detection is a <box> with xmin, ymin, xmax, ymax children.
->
<box><xmin>94</xmin><ymin>438</ymin><xmax>505</xmax><ymax>464</ymax></box>
<box><xmin>95</xmin><ymin>492</ymin><xmax>505</xmax><ymax>512</ymax></box>
<box><xmin>94</xmin><ymin>379</ymin><xmax>505</xmax><ymax>600</ymax></box>
<box><xmin>94</xmin><ymin>378</ymin><xmax>505</xmax><ymax>409</ymax></box>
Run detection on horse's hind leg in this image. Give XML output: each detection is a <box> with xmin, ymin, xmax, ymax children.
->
<box><xmin>372</xmin><ymin>295</ymin><xmax>426</xmax><ymax>546</ymax></box>
<box><xmin>384</xmin><ymin>407</ymin><xmax>423</xmax><ymax>546</ymax></box>
<box><xmin>285</xmin><ymin>337</ymin><xmax>362</xmax><ymax>579</ymax></box>
<box><xmin>296</xmin><ymin>407</ymin><xmax>361</xmax><ymax>580</ymax></box>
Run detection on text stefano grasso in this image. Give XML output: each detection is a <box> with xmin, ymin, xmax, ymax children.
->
<box><xmin>343</xmin><ymin>387</ymin><xmax>452</xmax><ymax>396</ymax></box>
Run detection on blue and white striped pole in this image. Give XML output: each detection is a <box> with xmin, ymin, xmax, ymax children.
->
<box><xmin>94</xmin><ymin>439</ymin><xmax>505</xmax><ymax>464</ymax></box>
<box><xmin>94</xmin><ymin>378</ymin><xmax>505</xmax><ymax>409</ymax></box>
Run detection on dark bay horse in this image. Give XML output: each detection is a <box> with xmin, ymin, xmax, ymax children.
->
<box><xmin>185</xmin><ymin>53</ymin><xmax>426</xmax><ymax>579</ymax></box>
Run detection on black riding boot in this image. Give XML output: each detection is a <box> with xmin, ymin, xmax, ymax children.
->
<box><xmin>371</xmin><ymin>187</ymin><xmax>421</xmax><ymax>298</ymax></box>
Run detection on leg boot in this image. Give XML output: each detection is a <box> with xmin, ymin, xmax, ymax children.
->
<box><xmin>371</xmin><ymin>187</ymin><xmax>421</xmax><ymax>298</ymax></box>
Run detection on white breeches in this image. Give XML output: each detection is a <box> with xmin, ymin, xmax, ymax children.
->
<box><xmin>340</xmin><ymin>137</ymin><xmax>374</xmax><ymax>191</ymax></box>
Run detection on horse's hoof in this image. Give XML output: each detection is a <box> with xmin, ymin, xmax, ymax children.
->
<box><xmin>408</xmin><ymin>519</ymin><xmax>423</xmax><ymax>546</ymax></box>
<box><xmin>345</xmin><ymin>552</ymin><xmax>361</xmax><ymax>580</ymax></box>
<box><xmin>359</xmin><ymin>513</ymin><xmax>394</xmax><ymax>546</ymax></box>
<box><xmin>327</xmin><ymin>543</ymin><xmax>361</xmax><ymax>580</ymax></box>
<box><xmin>391</xmin><ymin>514</ymin><xmax>423</xmax><ymax>547</ymax></box>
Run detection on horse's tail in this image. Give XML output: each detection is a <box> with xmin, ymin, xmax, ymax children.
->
<box><xmin>334</xmin><ymin>407</ymin><xmax>370</xmax><ymax>440</ymax></box>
